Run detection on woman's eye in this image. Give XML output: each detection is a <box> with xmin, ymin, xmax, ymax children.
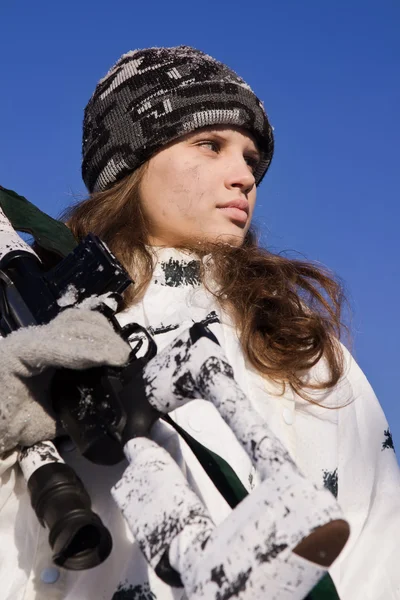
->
<box><xmin>198</xmin><ymin>140</ymin><xmax>219</xmax><ymax>152</ymax></box>
<box><xmin>245</xmin><ymin>157</ymin><xmax>259</xmax><ymax>172</ymax></box>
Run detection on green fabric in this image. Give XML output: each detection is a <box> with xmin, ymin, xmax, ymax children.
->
<box><xmin>163</xmin><ymin>414</ymin><xmax>249</xmax><ymax>508</ymax></box>
<box><xmin>306</xmin><ymin>574</ymin><xmax>340</xmax><ymax>599</ymax></box>
<box><xmin>0</xmin><ymin>185</ymin><xmax>77</xmax><ymax>257</ymax></box>
<box><xmin>0</xmin><ymin>185</ymin><xmax>340</xmax><ymax>599</ymax></box>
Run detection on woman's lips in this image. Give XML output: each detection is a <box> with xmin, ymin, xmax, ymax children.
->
<box><xmin>218</xmin><ymin>206</ymin><xmax>248</xmax><ymax>224</ymax></box>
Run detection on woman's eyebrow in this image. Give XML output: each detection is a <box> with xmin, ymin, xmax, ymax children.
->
<box><xmin>245</xmin><ymin>147</ymin><xmax>261</xmax><ymax>161</ymax></box>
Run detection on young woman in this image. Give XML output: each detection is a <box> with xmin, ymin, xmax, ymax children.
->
<box><xmin>0</xmin><ymin>46</ymin><xmax>398</xmax><ymax>600</ymax></box>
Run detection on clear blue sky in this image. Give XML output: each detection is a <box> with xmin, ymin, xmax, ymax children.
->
<box><xmin>1</xmin><ymin>1</ymin><xmax>399</xmax><ymax>450</ymax></box>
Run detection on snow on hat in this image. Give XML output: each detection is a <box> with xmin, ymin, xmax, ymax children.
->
<box><xmin>82</xmin><ymin>45</ymin><xmax>274</xmax><ymax>193</ymax></box>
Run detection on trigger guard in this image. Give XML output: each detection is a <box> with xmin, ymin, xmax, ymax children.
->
<box><xmin>119</xmin><ymin>322</ymin><xmax>157</xmax><ymax>362</ymax></box>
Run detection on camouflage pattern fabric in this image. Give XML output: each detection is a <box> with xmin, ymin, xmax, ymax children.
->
<box><xmin>82</xmin><ymin>46</ymin><xmax>274</xmax><ymax>193</ymax></box>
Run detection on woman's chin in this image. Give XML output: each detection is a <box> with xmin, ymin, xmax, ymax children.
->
<box><xmin>200</xmin><ymin>229</ymin><xmax>246</xmax><ymax>247</ymax></box>
<box><xmin>149</xmin><ymin>225</ymin><xmax>247</xmax><ymax>248</ymax></box>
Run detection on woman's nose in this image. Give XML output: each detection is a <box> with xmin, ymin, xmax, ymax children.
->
<box><xmin>225</xmin><ymin>156</ymin><xmax>256</xmax><ymax>195</ymax></box>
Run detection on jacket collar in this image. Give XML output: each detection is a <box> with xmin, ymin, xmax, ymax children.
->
<box><xmin>149</xmin><ymin>247</ymin><xmax>202</xmax><ymax>287</ymax></box>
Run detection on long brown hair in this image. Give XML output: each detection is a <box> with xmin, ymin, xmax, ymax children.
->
<box><xmin>62</xmin><ymin>164</ymin><xmax>348</xmax><ymax>401</ymax></box>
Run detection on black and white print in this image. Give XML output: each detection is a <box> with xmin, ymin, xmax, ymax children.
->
<box><xmin>158</xmin><ymin>257</ymin><xmax>201</xmax><ymax>288</ymax></box>
<box><xmin>18</xmin><ymin>440</ymin><xmax>64</xmax><ymax>481</ymax></box>
<box><xmin>112</xmin><ymin>581</ymin><xmax>157</xmax><ymax>600</ymax></box>
<box><xmin>382</xmin><ymin>428</ymin><xmax>395</xmax><ymax>452</ymax></box>
<box><xmin>323</xmin><ymin>468</ymin><xmax>338</xmax><ymax>498</ymax></box>
<box><xmin>111</xmin><ymin>323</ymin><xmax>345</xmax><ymax>599</ymax></box>
<box><xmin>0</xmin><ymin>207</ymin><xmax>36</xmax><ymax>261</ymax></box>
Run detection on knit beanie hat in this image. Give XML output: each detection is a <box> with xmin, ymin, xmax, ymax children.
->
<box><xmin>82</xmin><ymin>46</ymin><xmax>274</xmax><ymax>194</ymax></box>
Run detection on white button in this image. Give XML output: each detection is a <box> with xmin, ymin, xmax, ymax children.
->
<box><xmin>282</xmin><ymin>407</ymin><xmax>295</xmax><ymax>425</ymax></box>
<box><xmin>188</xmin><ymin>416</ymin><xmax>203</xmax><ymax>432</ymax></box>
<box><xmin>40</xmin><ymin>567</ymin><xmax>60</xmax><ymax>584</ymax></box>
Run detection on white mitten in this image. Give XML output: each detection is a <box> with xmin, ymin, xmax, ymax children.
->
<box><xmin>0</xmin><ymin>308</ymin><xmax>131</xmax><ymax>454</ymax></box>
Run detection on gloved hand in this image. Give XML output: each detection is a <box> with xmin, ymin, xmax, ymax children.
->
<box><xmin>0</xmin><ymin>308</ymin><xmax>131</xmax><ymax>454</ymax></box>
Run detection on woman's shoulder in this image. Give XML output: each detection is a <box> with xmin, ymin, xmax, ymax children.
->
<box><xmin>245</xmin><ymin>342</ymin><xmax>361</xmax><ymax>429</ymax></box>
<box><xmin>290</xmin><ymin>341</ymin><xmax>390</xmax><ymax>448</ymax></box>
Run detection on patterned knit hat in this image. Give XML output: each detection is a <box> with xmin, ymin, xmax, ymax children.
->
<box><xmin>82</xmin><ymin>46</ymin><xmax>274</xmax><ymax>193</ymax></box>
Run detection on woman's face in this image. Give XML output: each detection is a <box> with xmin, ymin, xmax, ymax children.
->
<box><xmin>139</xmin><ymin>126</ymin><xmax>260</xmax><ymax>246</ymax></box>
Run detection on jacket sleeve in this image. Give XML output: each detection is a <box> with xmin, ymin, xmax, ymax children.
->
<box><xmin>0</xmin><ymin>448</ymin><xmax>19</xmax><ymax>476</ymax></box>
<box><xmin>329</xmin><ymin>345</ymin><xmax>400</xmax><ymax>600</ymax></box>
<box><xmin>0</xmin><ymin>449</ymin><xmax>19</xmax><ymax>526</ymax></box>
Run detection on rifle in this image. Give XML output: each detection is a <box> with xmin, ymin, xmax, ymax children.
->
<box><xmin>0</xmin><ymin>188</ymin><xmax>247</xmax><ymax>572</ymax></box>
<box><xmin>0</xmin><ymin>186</ymin><xmax>344</xmax><ymax>598</ymax></box>
<box><xmin>0</xmin><ymin>204</ymin><xmax>163</xmax><ymax>568</ymax></box>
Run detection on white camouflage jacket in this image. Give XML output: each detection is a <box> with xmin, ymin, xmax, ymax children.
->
<box><xmin>0</xmin><ymin>248</ymin><xmax>399</xmax><ymax>600</ymax></box>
